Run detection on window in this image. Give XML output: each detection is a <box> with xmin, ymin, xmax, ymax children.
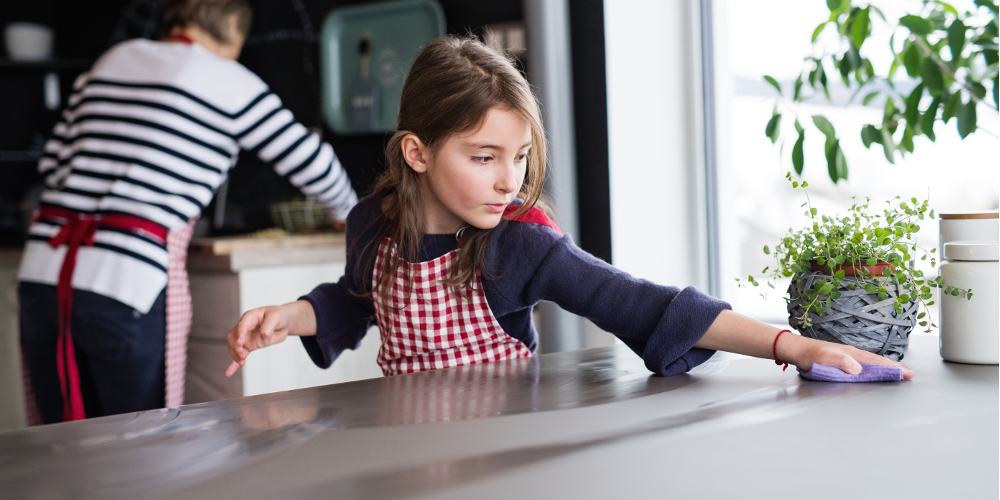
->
<box><xmin>714</xmin><ymin>0</ymin><xmax>999</xmax><ymax>323</ymax></box>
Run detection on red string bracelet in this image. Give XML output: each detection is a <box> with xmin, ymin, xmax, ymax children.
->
<box><xmin>773</xmin><ymin>329</ymin><xmax>791</xmax><ymax>371</ymax></box>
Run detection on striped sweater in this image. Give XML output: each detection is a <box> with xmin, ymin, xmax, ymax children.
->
<box><xmin>18</xmin><ymin>39</ymin><xmax>358</xmax><ymax>313</ymax></box>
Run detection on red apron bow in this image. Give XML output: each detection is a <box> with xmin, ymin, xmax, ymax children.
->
<box><xmin>36</xmin><ymin>207</ymin><xmax>167</xmax><ymax>421</ymax></box>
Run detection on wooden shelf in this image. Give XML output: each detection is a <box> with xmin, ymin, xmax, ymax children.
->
<box><xmin>0</xmin><ymin>57</ymin><xmax>92</xmax><ymax>70</ymax></box>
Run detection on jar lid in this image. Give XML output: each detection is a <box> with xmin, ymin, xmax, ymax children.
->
<box><xmin>944</xmin><ymin>241</ymin><xmax>1000</xmax><ymax>261</ymax></box>
<box><xmin>939</xmin><ymin>212</ymin><xmax>998</xmax><ymax>220</ymax></box>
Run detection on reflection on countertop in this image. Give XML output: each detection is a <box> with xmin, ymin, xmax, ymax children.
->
<box><xmin>0</xmin><ymin>346</ymin><xmax>716</xmax><ymax>498</ymax></box>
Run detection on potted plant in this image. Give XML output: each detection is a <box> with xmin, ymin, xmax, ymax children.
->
<box><xmin>741</xmin><ymin>173</ymin><xmax>972</xmax><ymax>360</ymax></box>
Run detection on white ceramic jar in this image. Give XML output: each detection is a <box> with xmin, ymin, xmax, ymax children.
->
<box><xmin>938</xmin><ymin>212</ymin><xmax>999</xmax><ymax>255</ymax></box>
<box><xmin>939</xmin><ymin>241</ymin><xmax>999</xmax><ymax>364</ymax></box>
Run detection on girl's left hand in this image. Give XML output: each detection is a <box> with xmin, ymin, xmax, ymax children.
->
<box><xmin>780</xmin><ymin>334</ymin><xmax>915</xmax><ymax>380</ymax></box>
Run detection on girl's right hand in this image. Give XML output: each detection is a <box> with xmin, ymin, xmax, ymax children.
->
<box><xmin>225</xmin><ymin>305</ymin><xmax>292</xmax><ymax>377</ymax></box>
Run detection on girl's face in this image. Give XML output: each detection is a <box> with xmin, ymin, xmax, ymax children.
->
<box><xmin>406</xmin><ymin>107</ymin><xmax>531</xmax><ymax>234</ymax></box>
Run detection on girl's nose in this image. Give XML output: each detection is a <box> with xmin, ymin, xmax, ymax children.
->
<box><xmin>496</xmin><ymin>161</ymin><xmax>519</xmax><ymax>194</ymax></box>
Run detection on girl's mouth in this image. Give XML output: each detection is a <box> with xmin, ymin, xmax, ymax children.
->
<box><xmin>485</xmin><ymin>203</ymin><xmax>507</xmax><ymax>213</ymax></box>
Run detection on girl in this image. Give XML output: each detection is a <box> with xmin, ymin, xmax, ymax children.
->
<box><xmin>225</xmin><ymin>35</ymin><xmax>913</xmax><ymax>381</ymax></box>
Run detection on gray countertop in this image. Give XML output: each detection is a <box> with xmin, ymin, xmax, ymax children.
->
<box><xmin>0</xmin><ymin>334</ymin><xmax>996</xmax><ymax>499</ymax></box>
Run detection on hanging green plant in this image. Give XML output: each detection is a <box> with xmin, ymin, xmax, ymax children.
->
<box><xmin>762</xmin><ymin>0</ymin><xmax>999</xmax><ymax>183</ymax></box>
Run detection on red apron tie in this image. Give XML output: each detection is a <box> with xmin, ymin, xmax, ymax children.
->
<box><xmin>36</xmin><ymin>207</ymin><xmax>167</xmax><ymax>421</ymax></box>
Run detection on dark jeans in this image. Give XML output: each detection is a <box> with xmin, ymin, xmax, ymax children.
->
<box><xmin>19</xmin><ymin>282</ymin><xmax>166</xmax><ymax>423</ymax></box>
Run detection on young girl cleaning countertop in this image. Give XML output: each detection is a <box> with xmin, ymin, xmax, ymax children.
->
<box><xmin>224</xmin><ymin>35</ymin><xmax>913</xmax><ymax>383</ymax></box>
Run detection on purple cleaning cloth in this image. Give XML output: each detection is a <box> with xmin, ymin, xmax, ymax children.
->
<box><xmin>797</xmin><ymin>362</ymin><xmax>904</xmax><ymax>382</ymax></box>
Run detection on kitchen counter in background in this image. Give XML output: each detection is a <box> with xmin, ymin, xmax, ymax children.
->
<box><xmin>185</xmin><ymin>231</ymin><xmax>382</xmax><ymax>405</ymax></box>
<box><xmin>0</xmin><ymin>233</ymin><xmax>383</xmax><ymax>433</ymax></box>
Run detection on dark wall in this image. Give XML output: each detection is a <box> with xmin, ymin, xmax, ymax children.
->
<box><xmin>0</xmin><ymin>0</ymin><xmax>610</xmax><ymax>254</ymax></box>
<box><xmin>209</xmin><ymin>0</ymin><xmax>525</xmax><ymax>233</ymax></box>
<box><xmin>0</xmin><ymin>0</ymin><xmax>131</xmax><ymax>245</ymax></box>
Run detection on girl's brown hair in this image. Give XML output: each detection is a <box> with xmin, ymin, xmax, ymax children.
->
<box><xmin>363</xmin><ymin>35</ymin><xmax>547</xmax><ymax>304</ymax></box>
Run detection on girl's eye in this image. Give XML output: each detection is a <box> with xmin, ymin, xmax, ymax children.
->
<box><xmin>472</xmin><ymin>156</ymin><xmax>492</xmax><ymax>164</ymax></box>
<box><xmin>515</xmin><ymin>154</ymin><xmax>528</xmax><ymax>162</ymax></box>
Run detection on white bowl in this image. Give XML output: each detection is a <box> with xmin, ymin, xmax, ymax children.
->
<box><xmin>5</xmin><ymin>22</ymin><xmax>54</xmax><ymax>61</ymax></box>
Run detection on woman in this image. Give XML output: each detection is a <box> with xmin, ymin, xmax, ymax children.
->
<box><xmin>18</xmin><ymin>0</ymin><xmax>357</xmax><ymax>423</ymax></box>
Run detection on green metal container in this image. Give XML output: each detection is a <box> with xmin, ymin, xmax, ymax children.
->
<box><xmin>320</xmin><ymin>0</ymin><xmax>446</xmax><ymax>135</ymax></box>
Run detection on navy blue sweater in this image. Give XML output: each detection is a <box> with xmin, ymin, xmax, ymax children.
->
<box><xmin>300</xmin><ymin>194</ymin><xmax>731</xmax><ymax>376</ymax></box>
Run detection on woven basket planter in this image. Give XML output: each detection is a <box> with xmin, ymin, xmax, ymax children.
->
<box><xmin>786</xmin><ymin>271</ymin><xmax>918</xmax><ymax>361</ymax></box>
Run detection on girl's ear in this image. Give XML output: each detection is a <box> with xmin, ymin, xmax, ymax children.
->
<box><xmin>401</xmin><ymin>134</ymin><xmax>429</xmax><ymax>173</ymax></box>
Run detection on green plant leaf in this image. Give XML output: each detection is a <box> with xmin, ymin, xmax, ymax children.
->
<box><xmin>905</xmin><ymin>83</ymin><xmax>924</xmax><ymax>125</ymax></box>
<box><xmin>948</xmin><ymin>19</ymin><xmax>966</xmax><ymax>63</ymax></box>
<box><xmin>764</xmin><ymin>75</ymin><xmax>782</xmax><ymax>95</ymax></box>
<box><xmin>861</xmin><ymin>125</ymin><xmax>882</xmax><ymax>147</ymax></box>
<box><xmin>763</xmin><ymin>245</ymin><xmax>771</xmax><ymax>255</ymax></box>
<box><xmin>836</xmin><ymin>144</ymin><xmax>848</xmax><ymax>180</ymax></box>
<box><xmin>958</xmin><ymin>99</ymin><xmax>977</xmax><ymax>138</ymax></box>
<box><xmin>921</xmin><ymin>97</ymin><xmax>940</xmax><ymax>140</ymax></box>
<box><xmin>852</xmin><ymin>8</ymin><xmax>871</xmax><ymax>49</ymax></box>
<box><xmin>792</xmin><ymin>131</ymin><xmax>805</xmax><ymax>175</ymax></box>
<box><xmin>900</xmin><ymin>125</ymin><xmax>914</xmax><ymax>153</ymax></box>
<box><xmin>820</xmin><ymin>283</ymin><xmax>834</xmax><ymax>295</ymax></box>
<box><xmin>766</xmin><ymin>114</ymin><xmax>782</xmax><ymax>143</ymax></box>
<box><xmin>812</xmin><ymin>115</ymin><xmax>836</xmax><ymax>137</ymax></box>
<box><xmin>942</xmin><ymin>92</ymin><xmax>961</xmax><ymax>122</ymax></box>
<box><xmin>879</xmin><ymin>127</ymin><xmax>897</xmax><ymax>163</ymax></box>
<box><xmin>903</xmin><ymin>42</ymin><xmax>922</xmax><ymax>77</ymax></box>
<box><xmin>900</xmin><ymin>15</ymin><xmax>933</xmax><ymax>35</ymax></box>
<box><xmin>862</xmin><ymin>91</ymin><xmax>880</xmax><ymax>106</ymax></box>
<box><xmin>921</xmin><ymin>58</ymin><xmax>945</xmax><ymax>93</ymax></box>
<box><xmin>812</xmin><ymin>22</ymin><xmax>828</xmax><ymax>43</ymax></box>
<box><xmin>970</xmin><ymin>82</ymin><xmax>987</xmax><ymax>100</ymax></box>
<box><xmin>825</xmin><ymin>136</ymin><xmax>840</xmax><ymax>183</ymax></box>
<box><xmin>865</xmin><ymin>283</ymin><xmax>878</xmax><ymax>293</ymax></box>
<box><xmin>826</xmin><ymin>0</ymin><xmax>843</xmax><ymax>11</ymax></box>
<box><xmin>839</xmin><ymin>56</ymin><xmax>852</xmax><ymax>84</ymax></box>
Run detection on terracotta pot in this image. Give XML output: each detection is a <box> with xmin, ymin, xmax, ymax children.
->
<box><xmin>810</xmin><ymin>260</ymin><xmax>895</xmax><ymax>277</ymax></box>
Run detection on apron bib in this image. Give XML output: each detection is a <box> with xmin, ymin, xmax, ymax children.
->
<box><xmin>371</xmin><ymin>237</ymin><xmax>532</xmax><ymax>376</ymax></box>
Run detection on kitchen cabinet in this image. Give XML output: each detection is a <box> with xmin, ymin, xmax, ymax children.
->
<box><xmin>185</xmin><ymin>233</ymin><xmax>382</xmax><ymax>404</ymax></box>
<box><xmin>0</xmin><ymin>249</ymin><xmax>26</xmax><ymax>432</ymax></box>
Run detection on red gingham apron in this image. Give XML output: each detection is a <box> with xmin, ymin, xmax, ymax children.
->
<box><xmin>371</xmin><ymin>206</ymin><xmax>561</xmax><ymax>376</ymax></box>
<box><xmin>371</xmin><ymin>238</ymin><xmax>532</xmax><ymax>376</ymax></box>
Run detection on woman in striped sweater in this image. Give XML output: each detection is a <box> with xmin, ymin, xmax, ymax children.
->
<box><xmin>17</xmin><ymin>0</ymin><xmax>358</xmax><ymax>423</ymax></box>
